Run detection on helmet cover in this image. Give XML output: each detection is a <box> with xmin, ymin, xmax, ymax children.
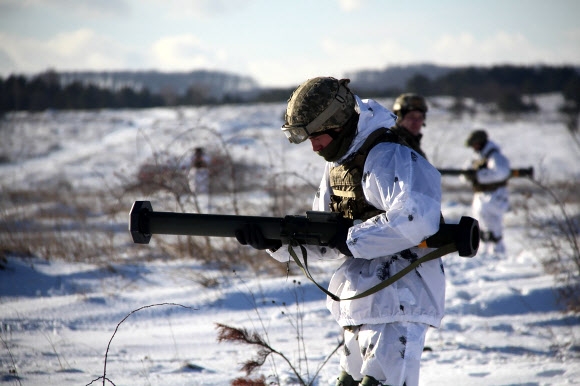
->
<box><xmin>393</xmin><ymin>93</ymin><xmax>428</xmax><ymax>118</ymax></box>
<box><xmin>284</xmin><ymin>77</ymin><xmax>355</xmax><ymax>135</ymax></box>
<box><xmin>465</xmin><ymin>129</ymin><xmax>488</xmax><ymax>147</ymax></box>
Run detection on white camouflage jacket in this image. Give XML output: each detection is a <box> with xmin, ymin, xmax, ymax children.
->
<box><xmin>472</xmin><ymin>140</ymin><xmax>511</xmax><ymax>186</ymax></box>
<box><xmin>269</xmin><ymin>97</ymin><xmax>445</xmax><ymax>328</ymax></box>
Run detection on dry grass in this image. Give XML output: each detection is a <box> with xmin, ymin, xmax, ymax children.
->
<box><xmin>0</xmin><ymin>145</ymin><xmax>310</xmax><ymax>278</ymax></box>
<box><xmin>522</xmin><ymin>178</ymin><xmax>580</xmax><ymax>313</ymax></box>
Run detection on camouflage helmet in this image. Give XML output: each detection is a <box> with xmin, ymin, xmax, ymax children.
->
<box><xmin>465</xmin><ymin>129</ymin><xmax>488</xmax><ymax>147</ymax></box>
<box><xmin>282</xmin><ymin>77</ymin><xmax>355</xmax><ymax>144</ymax></box>
<box><xmin>392</xmin><ymin>93</ymin><xmax>428</xmax><ymax>118</ymax></box>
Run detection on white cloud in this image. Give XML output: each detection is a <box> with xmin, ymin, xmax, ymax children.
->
<box><xmin>429</xmin><ymin>31</ymin><xmax>580</xmax><ymax>65</ymax></box>
<box><xmin>148</xmin><ymin>0</ymin><xmax>252</xmax><ymax>19</ymax></box>
<box><xmin>0</xmin><ymin>29</ymin><xmax>135</xmax><ymax>75</ymax></box>
<box><xmin>245</xmin><ymin>37</ymin><xmax>414</xmax><ymax>88</ymax></box>
<box><xmin>0</xmin><ymin>0</ymin><xmax>130</xmax><ymax>17</ymax></box>
<box><xmin>0</xmin><ymin>28</ymin><xmax>237</xmax><ymax>76</ymax></box>
<box><xmin>150</xmin><ymin>34</ymin><xmax>229</xmax><ymax>71</ymax></box>
<box><xmin>338</xmin><ymin>0</ymin><xmax>365</xmax><ymax>12</ymax></box>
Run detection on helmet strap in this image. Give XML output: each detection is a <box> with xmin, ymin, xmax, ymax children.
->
<box><xmin>305</xmin><ymin>82</ymin><xmax>349</xmax><ymax>135</ymax></box>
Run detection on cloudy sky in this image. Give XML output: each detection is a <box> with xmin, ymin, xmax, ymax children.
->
<box><xmin>0</xmin><ymin>0</ymin><xmax>578</xmax><ymax>87</ymax></box>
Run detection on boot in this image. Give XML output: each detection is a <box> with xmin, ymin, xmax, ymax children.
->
<box><xmin>493</xmin><ymin>239</ymin><xmax>506</xmax><ymax>256</ymax></box>
<box><xmin>488</xmin><ymin>233</ymin><xmax>506</xmax><ymax>256</ymax></box>
<box><xmin>336</xmin><ymin>370</ymin><xmax>360</xmax><ymax>386</ymax></box>
<box><xmin>360</xmin><ymin>375</ymin><xmax>407</xmax><ymax>386</ymax></box>
<box><xmin>360</xmin><ymin>375</ymin><xmax>381</xmax><ymax>386</ymax></box>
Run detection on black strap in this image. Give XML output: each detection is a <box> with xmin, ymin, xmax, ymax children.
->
<box><xmin>339</xmin><ymin>128</ymin><xmax>400</xmax><ymax>165</ymax></box>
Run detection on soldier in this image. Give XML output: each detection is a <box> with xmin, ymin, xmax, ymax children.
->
<box><xmin>189</xmin><ymin>147</ymin><xmax>209</xmax><ymax>195</ymax></box>
<box><xmin>235</xmin><ymin>77</ymin><xmax>445</xmax><ymax>386</ymax></box>
<box><xmin>188</xmin><ymin>147</ymin><xmax>211</xmax><ymax>212</ymax></box>
<box><xmin>391</xmin><ymin>93</ymin><xmax>429</xmax><ymax>159</ymax></box>
<box><xmin>464</xmin><ymin>129</ymin><xmax>511</xmax><ymax>256</ymax></box>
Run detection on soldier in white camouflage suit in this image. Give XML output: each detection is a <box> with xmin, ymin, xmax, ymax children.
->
<box><xmin>464</xmin><ymin>129</ymin><xmax>511</xmax><ymax>256</ymax></box>
<box><xmin>235</xmin><ymin>77</ymin><xmax>445</xmax><ymax>386</ymax></box>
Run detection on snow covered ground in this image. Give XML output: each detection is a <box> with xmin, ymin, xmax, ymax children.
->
<box><xmin>1</xmin><ymin>94</ymin><xmax>579</xmax><ymax>385</ymax></box>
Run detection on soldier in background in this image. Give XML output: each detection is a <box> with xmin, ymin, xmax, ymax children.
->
<box><xmin>464</xmin><ymin>129</ymin><xmax>511</xmax><ymax>256</ymax></box>
<box><xmin>391</xmin><ymin>93</ymin><xmax>429</xmax><ymax>159</ymax></box>
<box><xmin>189</xmin><ymin>147</ymin><xmax>210</xmax><ymax>211</ymax></box>
<box><xmin>189</xmin><ymin>147</ymin><xmax>209</xmax><ymax>194</ymax></box>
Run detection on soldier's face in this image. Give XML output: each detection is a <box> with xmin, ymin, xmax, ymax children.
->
<box><xmin>308</xmin><ymin>133</ymin><xmax>334</xmax><ymax>152</ymax></box>
<box><xmin>399</xmin><ymin>110</ymin><xmax>425</xmax><ymax>136</ymax></box>
<box><xmin>471</xmin><ymin>143</ymin><xmax>483</xmax><ymax>151</ymax></box>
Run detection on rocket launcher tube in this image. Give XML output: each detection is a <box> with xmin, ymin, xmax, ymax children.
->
<box><xmin>129</xmin><ymin>201</ymin><xmax>479</xmax><ymax>257</ymax></box>
<box><xmin>438</xmin><ymin>166</ymin><xmax>534</xmax><ymax>178</ymax></box>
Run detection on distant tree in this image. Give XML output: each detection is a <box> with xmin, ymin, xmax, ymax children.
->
<box><xmin>560</xmin><ymin>75</ymin><xmax>580</xmax><ymax>143</ymax></box>
<box><xmin>406</xmin><ymin>74</ymin><xmax>433</xmax><ymax>96</ymax></box>
<box><xmin>26</xmin><ymin>70</ymin><xmax>61</xmax><ymax>111</ymax></box>
<box><xmin>562</xmin><ymin>75</ymin><xmax>580</xmax><ymax>111</ymax></box>
<box><xmin>254</xmin><ymin>88</ymin><xmax>295</xmax><ymax>103</ymax></box>
<box><xmin>496</xmin><ymin>92</ymin><xmax>538</xmax><ymax>113</ymax></box>
<box><xmin>176</xmin><ymin>85</ymin><xmax>213</xmax><ymax>106</ymax></box>
<box><xmin>1</xmin><ymin>75</ymin><xmax>28</xmax><ymax>111</ymax></box>
<box><xmin>449</xmin><ymin>97</ymin><xmax>476</xmax><ymax>118</ymax></box>
<box><xmin>62</xmin><ymin>81</ymin><xmax>84</xmax><ymax>109</ymax></box>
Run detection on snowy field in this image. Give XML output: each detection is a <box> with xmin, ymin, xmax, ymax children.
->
<box><xmin>1</xmin><ymin>94</ymin><xmax>579</xmax><ymax>385</ymax></box>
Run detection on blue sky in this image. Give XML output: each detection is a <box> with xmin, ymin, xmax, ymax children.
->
<box><xmin>0</xmin><ymin>0</ymin><xmax>578</xmax><ymax>87</ymax></box>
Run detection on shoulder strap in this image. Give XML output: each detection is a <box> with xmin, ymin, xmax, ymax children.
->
<box><xmin>288</xmin><ymin>241</ymin><xmax>455</xmax><ymax>302</ymax></box>
<box><xmin>358</xmin><ymin>128</ymin><xmax>400</xmax><ymax>155</ymax></box>
<box><xmin>340</xmin><ymin>128</ymin><xmax>399</xmax><ymax>165</ymax></box>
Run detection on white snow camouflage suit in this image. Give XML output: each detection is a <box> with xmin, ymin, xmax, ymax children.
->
<box><xmin>465</xmin><ymin>139</ymin><xmax>511</xmax><ymax>254</ymax></box>
<box><xmin>268</xmin><ymin>96</ymin><xmax>445</xmax><ymax>328</ymax></box>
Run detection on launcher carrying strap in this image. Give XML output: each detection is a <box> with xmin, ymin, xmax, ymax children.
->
<box><xmin>287</xmin><ymin>241</ymin><xmax>456</xmax><ymax>302</ymax></box>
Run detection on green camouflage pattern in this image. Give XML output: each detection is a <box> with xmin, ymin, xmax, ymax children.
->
<box><xmin>285</xmin><ymin>77</ymin><xmax>355</xmax><ymax>133</ymax></box>
<box><xmin>392</xmin><ymin>93</ymin><xmax>428</xmax><ymax>118</ymax></box>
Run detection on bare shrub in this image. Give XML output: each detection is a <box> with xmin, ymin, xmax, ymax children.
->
<box><xmin>129</xmin><ymin>149</ymin><xmax>263</xmax><ymax>198</ymax></box>
<box><xmin>216</xmin><ymin>280</ymin><xmax>343</xmax><ymax>386</ymax></box>
<box><xmin>523</xmin><ymin>177</ymin><xmax>580</xmax><ymax>312</ymax></box>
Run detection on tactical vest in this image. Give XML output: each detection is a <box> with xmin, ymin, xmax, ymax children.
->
<box><xmin>390</xmin><ymin>125</ymin><xmax>427</xmax><ymax>159</ymax></box>
<box><xmin>329</xmin><ymin>128</ymin><xmax>411</xmax><ymax>221</ymax></box>
<box><xmin>471</xmin><ymin>148</ymin><xmax>508</xmax><ymax>192</ymax></box>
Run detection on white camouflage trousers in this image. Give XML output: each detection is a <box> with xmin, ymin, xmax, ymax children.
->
<box><xmin>340</xmin><ymin>322</ymin><xmax>428</xmax><ymax>386</ymax></box>
<box><xmin>472</xmin><ymin>186</ymin><xmax>509</xmax><ymax>254</ymax></box>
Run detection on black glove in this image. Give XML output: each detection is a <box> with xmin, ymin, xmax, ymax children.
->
<box><xmin>327</xmin><ymin>219</ymin><xmax>353</xmax><ymax>256</ymax></box>
<box><xmin>235</xmin><ymin>223</ymin><xmax>282</xmax><ymax>251</ymax></box>
<box><xmin>464</xmin><ymin>169</ymin><xmax>477</xmax><ymax>183</ymax></box>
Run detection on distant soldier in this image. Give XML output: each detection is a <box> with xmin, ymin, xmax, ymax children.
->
<box><xmin>392</xmin><ymin>93</ymin><xmax>429</xmax><ymax>159</ymax></box>
<box><xmin>464</xmin><ymin>129</ymin><xmax>511</xmax><ymax>256</ymax></box>
<box><xmin>189</xmin><ymin>147</ymin><xmax>210</xmax><ymax>194</ymax></box>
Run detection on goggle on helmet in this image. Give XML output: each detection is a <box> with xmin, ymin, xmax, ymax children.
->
<box><xmin>281</xmin><ymin>78</ymin><xmax>353</xmax><ymax>144</ymax></box>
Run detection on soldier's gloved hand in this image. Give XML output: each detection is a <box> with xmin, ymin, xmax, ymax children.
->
<box><xmin>328</xmin><ymin>220</ymin><xmax>353</xmax><ymax>256</ymax></box>
<box><xmin>464</xmin><ymin>169</ymin><xmax>477</xmax><ymax>183</ymax></box>
<box><xmin>235</xmin><ymin>223</ymin><xmax>282</xmax><ymax>251</ymax></box>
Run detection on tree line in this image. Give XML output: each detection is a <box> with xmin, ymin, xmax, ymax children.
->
<box><xmin>1</xmin><ymin>71</ymin><xmax>165</xmax><ymax>112</ymax></box>
<box><xmin>1</xmin><ymin>65</ymin><xmax>579</xmax><ymax>114</ymax></box>
<box><xmin>404</xmin><ymin>65</ymin><xmax>580</xmax><ymax>113</ymax></box>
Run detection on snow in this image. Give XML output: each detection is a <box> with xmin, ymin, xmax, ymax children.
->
<box><xmin>1</xmin><ymin>94</ymin><xmax>579</xmax><ymax>385</ymax></box>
